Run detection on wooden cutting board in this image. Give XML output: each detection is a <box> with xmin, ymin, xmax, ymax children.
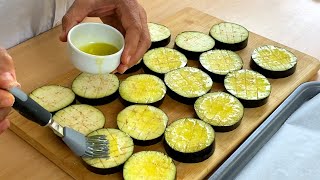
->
<box><xmin>8</xmin><ymin>7</ymin><xmax>320</xmax><ymax>180</ymax></box>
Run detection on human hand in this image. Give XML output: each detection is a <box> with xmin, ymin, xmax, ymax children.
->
<box><xmin>60</xmin><ymin>0</ymin><xmax>151</xmax><ymax>74</ymax></box>
<box><xmin>0</xmin><ymin>48</ymin><xmax>20</xmax><ymax>134</ymax></box>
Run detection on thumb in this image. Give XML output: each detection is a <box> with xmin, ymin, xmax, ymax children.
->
<box><xmin>0</xmin><ymin>72</ymin><xmax>20</xmax><ymax>90</ymax></box>
<box><xmin>59</xmin><ymin>1</ymin><xmax>90</xmax><ymax>42</ymax></box>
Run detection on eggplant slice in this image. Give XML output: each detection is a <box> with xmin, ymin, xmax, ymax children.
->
<box><xmin>148</xmin><ymin>22</ymin><xmax>171</xmax><ymax>49</ymax></box>
<box><xmin>123</xmin><ymin>151</ymin><xmax>176</xmax><ymax>180</ymax></box>
<box><xmin>200</xmin><ymin>49</ymin><xmax>243</xmax><ymax>82</ymax></box>
<box><xmin>250</xmin><ymin>45</ymin><xmax>297</xmax><ymax>78</ymax></box>
<box><xmin>82</xmin><ymin>128</ymin><xmax>134</xmax><ymax>175</ymax></box>
<box><xmin>164</xmin><ymin>118</ymin><xmax>215</xmax><ymax>163</ymax></box>
<box><xmin>194</xmin><ymin>92</ymin><xmax>244</xmax><ymax>132</ymax></box>
<box><xmin>224</xmin><ymin>69</ymin><xmax>271</xmax><ymax>108</ymax></box>
<box><xmin>209</xmin><ymin>22</ymin><xmax>249</xmax><ymax>51</ymax></box>
<box><xmin>119</xmin><ymin>74</ymin><xmax>166</xmax><ymax>106</ymax></box>
<box><xmin>72</xmin><ymin>73</ymin><xmax>119</xmax><ymax>105</ymax></box>
<box><xmin>164</xmin><ymin>67</ymin><xmax>213</xmax><ymax>105</ymax></box>
<box><xmin>29</xmin><ymin>85</ymin><xmax>75</xmax><ymax>113</ymax></box>
<box><xmin>174</xmin><ymin>31</ymin><xmax>215</xmax><ymax>60</ymax></box>
<box><xmin>53</xmin><ymin>104</ymin><xmax>105</xmax><ymax>135</ymax></box>
<box><xmin>117</xmin><ymin>105</ymin><xmax>168</xmax><ymax>146</ymax></box>
<box><xmin>143</xmin><ymin>47</ymin><xmax>187</xmax><ymax>78</ymax></box>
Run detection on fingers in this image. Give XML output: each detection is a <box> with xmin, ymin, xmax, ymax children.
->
<box><xmin>116</xmin><ymin>31</ymin><xmax>150</xmax><ymax>73</ymax></box>
<box><xmin>116</xmin><ymin>63</ymin><xmax>129</xmax><ymax>74</ymax></box>
<box><xmin>59</xmin><ymin>0</ymin><xmax>151</xmax><ymax>74</ymax></box>
<box><xmin>0</xmin><ymin>107</ymin><xmax>11</xmax><ymax>122</ymax></box>
<box><xmin>0</xmin><ymin>48</ymin><xmax>15</xmax><ymax>77</ymax></box>
<box><xmin>0</xmin><ymin>94</ymin><xmax>11</xmax><ymax>134</ymax></box>
<box><xmin>0</xmin><ymin>48</ymin><xmax>19</xmax><ymax>89</ymax></box>
<box><xmin>0</xmin><ymin>90</ymin><xmax>14</xmax><ymax>108</ymax></box>
<box><xmin>117</xmin><ymin>4</ymin><xmax>151</xmax><ymax>74</ymax></box>
<box><xmin>60</xmin><ymin>0</ymin><xmax>118</xmax><ymax>42</ymax></box>
<box><xmin>59</xmin><ymin>1</ymin><xmax>91</xmax><ymax>42</ymax></box>
<box><xmin>100</xmin><ymin>15</ymin><xmax>125</xmax><ymax>34</ymax></box>
<box><xmin>0</xmin><ymin>118</ymin><xmax>10</xmax><ymax>134</ymax></box>
<box><xmin>119</xmin><ymin>24</ymin><xmax>142</xmax><ymax>73</ymax></box>
<box><xmin>0</xmin><ymin>47</ymin><xmax>17</xmax><ymax>134</ymax></box>
<box><xmin>0</xmin><ymin>72</ymin><xmax>19</xmax><ymax>90</ymax></box>
<box><xmin>88</xmin><ymin>6</ymin><xmax>116</xmax><ymax>17</ymax></box>
<box><xmin>111</xmin><ymin>69</ymin><xmax>118</xmax><ymax>74</ymax></box>
<box><xmin>129</xmin><ymin>5</ymin><xmax>151</xmax><ymax>65</ymax></box>
<box><xmin>113</xmin><ymin>0</ymin><xmax>141</xmax><ymax>74</ymax></box>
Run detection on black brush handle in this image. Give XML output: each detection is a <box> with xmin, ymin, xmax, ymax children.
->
<box><xmin>10</xmin><ymin>87</ymin><xmax>52</xmax><ymax>126</ymax></box>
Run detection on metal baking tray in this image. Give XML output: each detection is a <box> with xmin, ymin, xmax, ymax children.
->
<box><xmin>209</xmin><ymin>81</ymin><xmax>320</xmax><ymax>180</ymax></box>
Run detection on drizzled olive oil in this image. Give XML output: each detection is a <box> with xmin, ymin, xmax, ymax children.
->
<box><xmin>79</xmin><ymin>42</ymin><xmax>119</xmax><ymax>56</ymax></box>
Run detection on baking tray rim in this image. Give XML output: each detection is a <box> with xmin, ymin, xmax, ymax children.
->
<box><xmin>209</xmin><ymin>81</ymin><xmax>320</xmax><ymax>180</ymax></box>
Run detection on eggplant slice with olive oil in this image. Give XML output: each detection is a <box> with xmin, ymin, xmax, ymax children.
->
<box><xmin>72</xmin><ymin>72</ymin><xmax>119</xmax><ymax>105</ymax></box>
<box><xmin>143</xmin><ymin>47</ymin><xmax>188</xmax><ymax>78</ymax></box>
<box><xmin>148</xmin><ymin>22</ymin><xmax>171</xmax><ymax>49</ymax></box>
<box><xmin>123</xmin><ymin>151</ymin><xmax>176</xmax><ymax>180</ymax></box>
<box><xmin>164</xmin><ymin>67</ymin><xmax>213</xmax><ymax>105</ymax></box>
<box><xmin>224</xmin><ymin>69</ymin><xmax>271</xmax><ymax>108</ymax></box>
<box><xmin>82</xmin><ymin>128</ymin><xmax>134</xmax><ymax>175</ymax></box>
<box><xmin>194</xmin><ymin>92</ymin><xmax>244</xmax><ymax>132</ymax></box>
<box><xmin>174</xmin><ymin>31</ymin><xmax>215</xmax><ymax>60</ymax></box>
<box><xmin>199</xmin><ymin>49</ymin><xmax>243</xmax><ymax>82</ymax></box>
<box><xmin>117</xmin><ymin>105</ymin><xmax>168</xmax><ymax>146</ymax></box>
<box><xmin>250</xmin><ymin>45</ymin><xmax>297</xmax><ymax>78</ymax></box>
<box><xmin>164</xmin><ymin>118</ymin><xmax>215</xmax><ymax>163</ymax></box>
<box><xmin>209</xmin><ymin>22</ymin><xmax>249</xmax><ymax>51</ymax></box>
<box><xmin>29</xmin><ymin>85</ymin><xmax>75</xmax><ymax>113</ymax></box>
<box><xmin>119</xmin><ymin>74</ymin><xmax>166</xmax><ymax>107</ymax></box>
<box><xmin>53</xmin><ymin>104</ymin><xmax>105</xmax><ymax>136</ymax></box>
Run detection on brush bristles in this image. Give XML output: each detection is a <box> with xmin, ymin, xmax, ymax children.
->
<box><xmin>84</xmin><ymin>135</ymin><xmax>109</xmax><ymax>158</ymax></box>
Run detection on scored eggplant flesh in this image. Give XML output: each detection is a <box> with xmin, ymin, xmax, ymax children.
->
<box><xmin>210</xmin><ymin>22</ymin><xmax>248</xmax><ymax>44</ymax></box>
<box><xmin>210</xmin><ymin>22</ymin><xmax>249</xmax><ymax>51</ymax></box>
<box><xmin>53</xmin><ymin>104</ymin><xmax>105</xmax><ymax>136</ymax></box>
<box><xmin>164</xmin><ymin>67</ymin><xmax>213</xmax><ymax>98</ymax></box>
<box><xmin>200</xmin><ymin>49</ymin><xmax>243</xmax><ymax>75</ymax></box>
<box><xmin>143</xmin><ymin>47</ymin><xmax>187</xmax><ymax>74</ymax></box>
<box><xmin>224</xmin><ymin>69</ymin><xmax>271</xmax><ymax>107</ymax></box>
<box><xmin>119</xmin><ymin>74</ymin><xmax>166</xmax><ymax>105</ymax></box>
<box><xmin>29</xmin><ymin>85</ymin><xmax>75</xmax><ymax>113</ymax></box>
<box><xmin>148</xmin><ymin>22</ymin><xmax>171</xmax><ymax>42</ymax></box>
<box><xmin>250</xmin><ymin>45</ymin><xmax>297</xmax><ymax>78</ymax></box>
<box><xmin>175</xmin><ymin>31</ymin><xmax>215</xmax><ymax>52</ymax></box>
<box><xmin>123</xmin><ymin>151</ymin><xmax>176</xmax><ymax>180</ymax></box>
<box><xmin>165</xmin><ymin>118</ymin><xmax>215</xmax><ymax>153</ymax></box>
<box><xmin>83</xmin><ymin>128</ymin><xmax>134</xmax><ymax>175</ymax></box>
<box><xmin>72</xmin><ymin>73</ymin><xmax>119</xmax><ymax>105</ymax></box>
<box><xmin>251</xmin><ymin>45</ymin><xmax>297</xmax><ymax>71</ymax></box>
<box><xmin>195</xmin><ymin>92</ymin><xmax>244</xmax><ymax>131</ymax></box>
<box><xmin>164</xmin><ymin>118</ymin><xmax>215</xmax><ymax>163</ymax></box>
<box><xmin>117</xmin><ymin>105</ymin><xmax>168</xmax><ymax>145</ymax></box>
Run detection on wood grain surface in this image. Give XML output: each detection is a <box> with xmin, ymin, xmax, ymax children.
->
<box><xmin>6</xmin><ymin>8</ymin><xmax>320</xmax><ymax>180</ymax></box>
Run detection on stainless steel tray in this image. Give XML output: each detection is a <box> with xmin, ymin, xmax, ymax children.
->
<box><xmin>209</xmin><ymin>81</ymin><xmax>320</xmax><ymax>180</ymax></box>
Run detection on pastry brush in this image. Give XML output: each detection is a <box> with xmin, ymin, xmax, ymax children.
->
<box><xmin>9</xmin><ymin>87</ymin><xmax>109</xmax><ymax>158</ymax></box>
